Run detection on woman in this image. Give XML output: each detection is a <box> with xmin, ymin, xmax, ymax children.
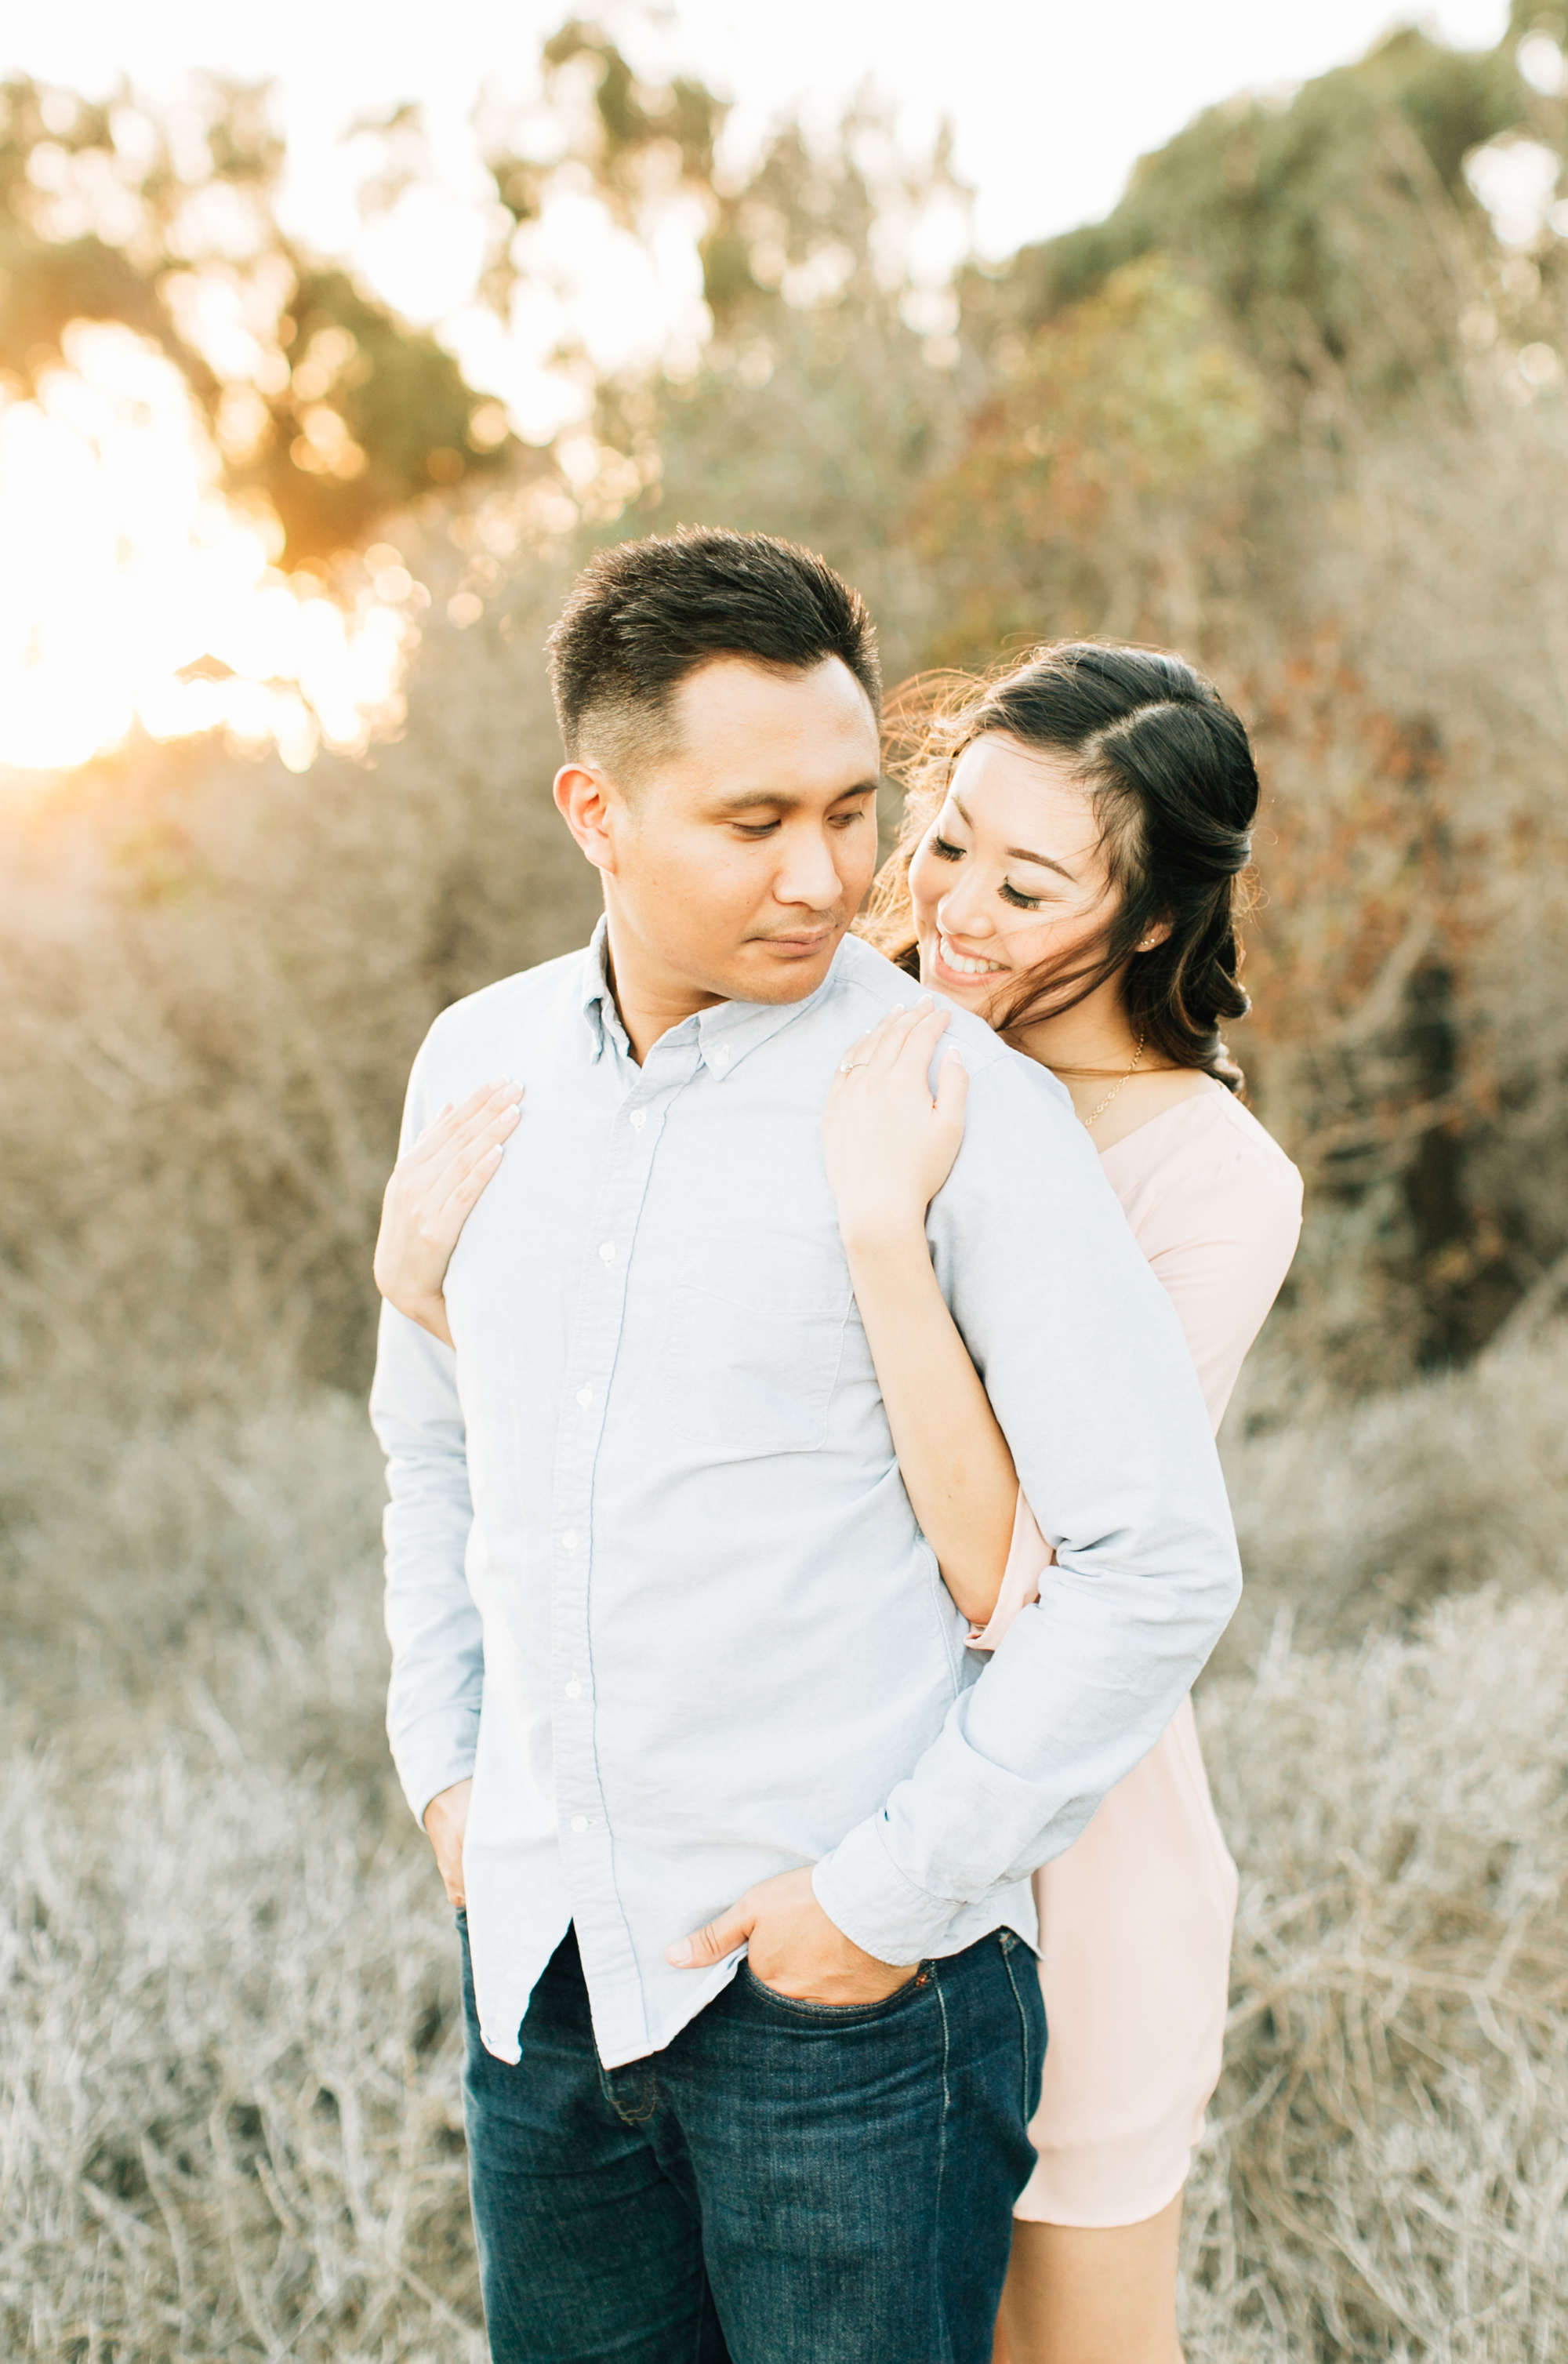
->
<box><xmin>824</xmin><ymin>641</ymin><xmax>1301</xmax><ymax>2364</ymax></box>
<box><xmin>375</xmin><ymin>640</ymin><xmax>1301</xmax><ymax>2364</ymax></box>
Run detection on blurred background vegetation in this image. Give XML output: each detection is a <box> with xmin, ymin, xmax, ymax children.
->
<box><xmin>5</xmin><ymin>8</ymin><xmax>1568</xmax><ymax>2359</ymax></box>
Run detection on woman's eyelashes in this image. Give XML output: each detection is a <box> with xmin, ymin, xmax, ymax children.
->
<box><xmin>931</xmin><ymin>825</ymin><xmax>1052</xmax><ymax>913</ymax></box>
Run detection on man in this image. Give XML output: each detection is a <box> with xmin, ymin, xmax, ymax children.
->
<box><xmin>370</xmin><ymin>528</ymin><xmax>1240</xmax><ymax>2363</ymax></box>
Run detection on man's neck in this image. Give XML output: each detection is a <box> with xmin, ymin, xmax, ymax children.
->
<box><xmin>602</xmin><ymin>916</ymin><xmax>724</xmax><ymax>1066</ymax></box>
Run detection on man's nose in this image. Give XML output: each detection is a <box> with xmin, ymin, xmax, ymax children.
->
<box><xmin>774</xmin><ymin>822</ymin><xmax>844</xmax><ymax>912</ymax></box>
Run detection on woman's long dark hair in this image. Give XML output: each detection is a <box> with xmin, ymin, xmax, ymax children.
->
<box><xmin>862</xmin><ymin>641</ymin><xmax>1260</xmax><ymax>1091</ymax></box>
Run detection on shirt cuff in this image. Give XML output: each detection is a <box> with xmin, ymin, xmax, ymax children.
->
<box><xmin>390</xmin><ymin>1709</ymin><xmax>481</xmax><ymax>1830</ymax></box>
<box><xmin>811</xmin><ymin>1814</ymin><xmax>961</xmax><ymax>1964</ymax></box>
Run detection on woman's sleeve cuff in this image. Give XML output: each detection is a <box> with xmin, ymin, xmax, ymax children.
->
<box><xmin>965</xmin><ymin>1489</ymin><xmax>1053</xmax><ymax>1653</ymax></box>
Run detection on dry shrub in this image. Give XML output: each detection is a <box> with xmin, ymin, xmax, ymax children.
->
<box><xmin>0</xmin><ymin>1400</ymin><xmax>478</xmax><ymax>2362</ymax></box>
<box><xmin>0</xmin><ymin>1394</ymin><xmax>389</xmax><ymax>1756</ymax></box>
<box><xmin>1218</xmin><ymin>1324</ymin><xmax>1568</xmax><ymax>1669</ymax></box>
<box><xmin>1220</xmin><ymin>212</ymin><xmax>1568</xmax><ymax>1380</ymax></box>
<box><xmin>5</xmin><ymin>1382</ymin><xmax>1568</xmax><ymax>2361</ymax></box>
<box><xmin>0</xmin><ymin>554</ymin><xmax>600</xmax><ymax>1413</ymax></box>
<box><xmin>1189</xmin><ymin>1583</ymin><xmax>1568</xmax><ymax>2360</ymax></box>
<box><xmin>1</xmin><ymin>1745</ymin><xmax>476</xmax><ymax>2364</ymax></box>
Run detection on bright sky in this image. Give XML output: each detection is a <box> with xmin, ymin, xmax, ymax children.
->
<box><xmin>20</xmin><ymin>0</ymin><xmax>1512</xmax><ymax>256</ymax></box>
<box><xmin>0</xmin><ymin>0</ymin><xmax>1518</xmax><ymax>774</ymax></box>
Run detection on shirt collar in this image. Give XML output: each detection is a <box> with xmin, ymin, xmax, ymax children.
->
<box><xmin>579</xmin><ymin>915</ymin><xmax>849</xmax><ymax>1077</ymax></box>
<box><xmin>579</xmin><ymin>917</ymin><xmax>629</xmax><ymax>1062</ymax></box>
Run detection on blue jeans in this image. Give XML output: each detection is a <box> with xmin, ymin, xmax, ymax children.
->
<box><xmin>459</xmin><ymin>1918</ymin><xmax>1045</xmax><ymax>2364</ymax></box>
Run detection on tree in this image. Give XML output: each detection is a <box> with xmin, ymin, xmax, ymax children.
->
<box><xmin>964</xmin><ymin>26</ymin><xmax>1530</xmax><ymax>389</ymax></box>
<box><xmin>0</xmin><ymin>26</ymin><xmax>746</xmax><ymax>564</ymax></box>
<box><xmin>0</xmin><ymin>74</ymin><xmax>510</xmax><ymax>559</ymax></box>
<box><xmin>907</xmin><ymin>252</ymin><xmax>1268</xmax><ymax>661</ymax></box>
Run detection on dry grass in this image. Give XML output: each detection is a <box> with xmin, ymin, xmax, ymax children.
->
<box><xmin>1190</xmin><ymin>1581</ymin><xmax>1568</xmax><ymax>2360</ymax></box>
<box><xmin>2</xmin><ymin>1748</ymin><xmax>477</xmax><ymax>2364</ymax></box>
<box><xmin>4</xmin><ymin>1344</ymin><xmax>1567</xmax><ymax>2360</ymax></box>
<box><xmin>1</xmin><ymin>1404</ymin><xmax>481</xmax><ymax>2363</ymax></box>
<box><xmin>1218</xmin><ymin>1327</ymin><xmax>1568</xmax><ymax>1668</ymax></box>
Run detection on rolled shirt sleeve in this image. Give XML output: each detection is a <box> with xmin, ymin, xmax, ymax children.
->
<box><xmin>811</xmin><ymin>1051</ymin><xmax>1243</xmax><ymax>1964</ymax></box>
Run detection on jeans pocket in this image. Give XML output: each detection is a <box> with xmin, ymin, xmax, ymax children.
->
<box><xmin>739</xmin><ymin>1960</ymin><xmax>931</xmax><ymax>2023</ymax></box>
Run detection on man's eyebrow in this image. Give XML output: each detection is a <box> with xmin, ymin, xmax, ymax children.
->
<box><xmin>952</xmin><ymin>793</ymin><xmax>1079</xmax><ymax>884</ymax></box>
<box><xmin>709</xmin><ymin>779</ymin><xmax>880</xmax><ymax>813</ymax></box>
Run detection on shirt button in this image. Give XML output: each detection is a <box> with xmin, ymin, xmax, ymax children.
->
<box><xmin>710</xmin><ymin>1046</ymin><xmax>729</xmax><ymax>1068</ymax></box>
<box><xmin>562</xmin><ymin>1529</ymin><xmax>579</xmax><ymax>1552</ymax></box>
<box><xmin>598</xmin><ymin>1240</ymin><xmax>615</xmax><ymax>1262</ymax></box>
<box><xmin>570</xmin><ymin>1815</ymin><xmax>590</xmax><ymax>1834</ymax></box>
<box><xmin>630</xmin><ymin>1109</ymin><xmax>647</xmax><ymax>1129</ymax></box>
<box><xmin>564</xmin><ymin>1679</ymin><xmax>583</xmax><ymax>1699</ymax></box>
<box><xmin>575</xmin><ymin>1385</ymin><xmax>592</xmax><ymax>1407</ymax></box>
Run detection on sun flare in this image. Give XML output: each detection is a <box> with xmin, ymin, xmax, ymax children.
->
<box><xmin>0</xmin><ymin>322</ymin><xmax>413</xmax><ymax>778</ymax></box>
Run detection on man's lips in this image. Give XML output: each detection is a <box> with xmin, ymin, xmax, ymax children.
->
<box><xmin>751</xmin><ymin>924</ymin><xmax>839</xmax><ymax>953</ymax></box>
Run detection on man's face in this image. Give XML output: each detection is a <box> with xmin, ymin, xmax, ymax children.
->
<box><xmin>579</xmin><ymin>655</ymin><xmax>882</xmax><ymax>1008</ymax></box>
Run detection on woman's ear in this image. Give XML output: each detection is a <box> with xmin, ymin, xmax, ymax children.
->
<box><xmin>554</xmin><ymin>764</ymin><xmax>621</xmax><ymax>877</ymax></box>
<box><xmin>1135</xmin><ymin>918</ymin><xmax>1174</xmax><ymax>953</ymax></box>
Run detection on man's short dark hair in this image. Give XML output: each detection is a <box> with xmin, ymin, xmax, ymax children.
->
<box><xmin>545</xmin><ymin>527</ymin><xmax>881</xmax><ymax>785</ymax></box>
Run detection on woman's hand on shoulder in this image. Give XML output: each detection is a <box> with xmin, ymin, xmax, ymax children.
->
<box><xmin>373</xmin><ymin>1080</ymin><xmax>521</xmax><ymax>1347</ymax></box>
<box><xmin>822</xmin><ymin>1000</ymin><xmax>969</xmax><ymax>1253</ymax></box>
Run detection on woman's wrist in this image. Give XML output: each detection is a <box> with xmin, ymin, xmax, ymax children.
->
<box><xmin>838</xmin><ymin>1211</ymin><xmax>932</xmax><ymax>1267</ymax></box>
<box><xmin>390</xmin><ymin>1287</ymin><xmax>455</xmax><ymax>1348</ymax></box>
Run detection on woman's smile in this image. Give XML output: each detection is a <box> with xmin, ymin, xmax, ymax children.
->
<box><xmin>932</xmin><ymin>931</ymin><xmax>1008</xmax><ymax>984</ymax></box>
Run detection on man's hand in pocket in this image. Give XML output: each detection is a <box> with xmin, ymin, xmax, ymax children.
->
<box><xmin>666</xmin><ymin>1865</ymin><xmax>917</xmax><ymax>2005</ymax></box>
<box><xmin>424</xmin><ymin>1778</ymin><xmax>473</xmax><ymax>1908</ymax></box>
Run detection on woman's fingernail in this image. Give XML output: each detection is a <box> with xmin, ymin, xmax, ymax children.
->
<box><xmin>666</xmin><ymin>1939</ymin><xmax>693</xmax><ymax>1966</ymax></box>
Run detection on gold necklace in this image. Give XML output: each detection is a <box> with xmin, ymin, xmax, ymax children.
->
<box><xmin>1081</xmin><ymin>1034</ymin><xmax>1147</xmax><ymax>1131</ymax></box>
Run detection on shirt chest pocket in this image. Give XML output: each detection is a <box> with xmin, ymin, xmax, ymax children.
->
<box><xmin>663</xmin><ymin>1238</ymin><xmax>852</xmax><ymax>1456</ymax></box>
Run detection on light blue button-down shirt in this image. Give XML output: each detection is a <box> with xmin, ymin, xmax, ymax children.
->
<box><xmin>371</xmin><ymin>922</ymin><xmax>1240</xmax><ymax>2069</ymax></box>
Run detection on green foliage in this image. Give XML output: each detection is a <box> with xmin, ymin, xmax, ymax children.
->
<box><xmin>971</xmin><ymin>27</ymin><xmax>1527</xmax><ymax>372</ymax></box>
<box><xmin>237</xmin><ymin>266</ymin><xmax>497</xmax><ymax>557</ymax></box>
<box><xmin>476</xmin><ymin>18</ymin><xmax>723</xmax><ymax>311</ymax></box>
<box><xmin>542</xmin><ymin>17</ymin><xmax>721</xmax><ymax>195</ymax></box>
<box><xmin>911</xmin><ymin>253</ymin><xmax>1269</xmax><ymax>656</ymax></box>
<box><xmin>0</xmin><ymin>74</ymin><xmax>505</xmax><ymax>559</ymax></box>
<box><xmin>643</xmin><ymin>121</ymin><xmax>967</xmax><ymax>677</ymax></box>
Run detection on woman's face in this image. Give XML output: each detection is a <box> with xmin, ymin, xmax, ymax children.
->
<box><xmin>907</xmin><ymin>732</ymin><xmax>1117</xmax><ymax>1019</ymax></box>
